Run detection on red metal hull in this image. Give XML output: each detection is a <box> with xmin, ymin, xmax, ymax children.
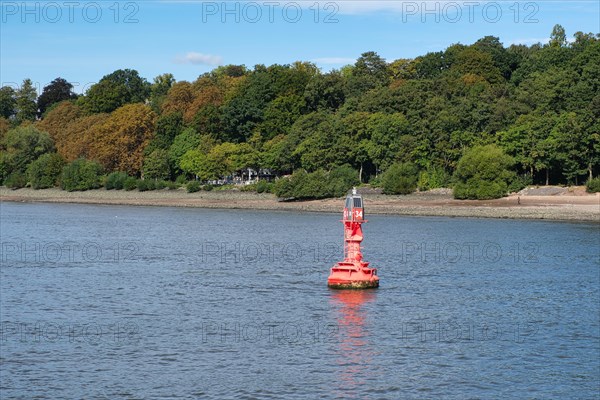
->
<box><xmin>327</xmin><ymin>262</ymin><xmax>379</xmax><ymax>290</ymax></box>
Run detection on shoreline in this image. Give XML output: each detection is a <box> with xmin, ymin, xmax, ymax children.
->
<box><xmin>1</xmin><ymin>187</ymin><xmax>599</xmax><ymax>222</ymax></box>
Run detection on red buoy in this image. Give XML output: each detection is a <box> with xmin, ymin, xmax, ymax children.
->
<box><xmin>327</xmin><ymin>188</ymin><xmax>379</xmax><ymax>289</ymax></box>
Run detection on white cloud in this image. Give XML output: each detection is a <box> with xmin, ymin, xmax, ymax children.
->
<box><xmin>313</xmin><ymin>57</ymin><xmax>356</xmax><ymax>65</ymax></box>
<box><xmin>175</xmin><ymin>52</ymin><xmax>223</xmax><ymax>66</ymax></box>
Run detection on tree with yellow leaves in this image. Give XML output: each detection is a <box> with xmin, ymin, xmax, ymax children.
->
<box><xmin>90</xmin><ymin>103</ymin><xmax>156</xmax><ymax>175</ymax></box>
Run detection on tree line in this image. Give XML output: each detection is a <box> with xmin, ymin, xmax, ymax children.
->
<box><xmin>1</xmin><ymin>25</ymin><xmax>599</xmax><ymax>198</ymax></box>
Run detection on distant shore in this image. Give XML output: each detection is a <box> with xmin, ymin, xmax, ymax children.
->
<box><xmin>1</xmin><ymin>186</ymin><xmax>598</xmax><ymax>222</ymax></box>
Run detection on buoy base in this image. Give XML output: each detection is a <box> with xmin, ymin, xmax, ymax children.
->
<box><xmin>327</xmin><ymin>280</ymin><xmax>379</xmax><ymax>290</ymax></box>
<box><xmin>327</xmin><ymin>262</ymin><xmax>379</xmax><ymax>290</ymax></box>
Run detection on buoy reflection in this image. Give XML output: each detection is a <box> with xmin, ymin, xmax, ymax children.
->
<box><xmin>330</xmin><ymin>290</ymin><xmax>378</xmax><ymax>398</ymax></box>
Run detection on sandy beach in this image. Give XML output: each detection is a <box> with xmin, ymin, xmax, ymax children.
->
<box><xmin>1</xmin><ymin>186</ymin><xmax>598</xmax><ymax>222</ymax></box>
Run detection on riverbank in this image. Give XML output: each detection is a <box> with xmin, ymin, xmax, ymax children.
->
<box><xmin>1</xmin><ymin>186</ymin><xmax>598</xmax><ymax>221</ymax></box>
<box><xmin>0</xmin><ymin>187</ymin><xmax>600</xmax><ymax>222</ymax></box>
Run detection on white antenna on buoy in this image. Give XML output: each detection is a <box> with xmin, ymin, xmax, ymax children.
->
<box><xmin>352</xmin><ymin>187</ymin><xmax>357</xmax><ymax>195</ymax></box>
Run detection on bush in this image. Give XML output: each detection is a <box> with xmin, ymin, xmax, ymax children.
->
<box><xmin>256</xmin><ymin>180</ymin><xmax>271</xmax><ymax>193</ymax></box>
<box><xmin>187</xmin><ymin>181</ymin><xmax>201</xmax><ymax>193</ymax></box>
<box><xmin>166</xmin><ymin>181</ymin><xmax>179</xmax><ymax>190</ymax></box>
<box><xmin>240</xmin><ymin>183</ymin><xmax>257</xmax><ymax>192</ymax></box>
<box><xmin>586</xmin><ymin>177</ymin><xmax>600</xmax><ymax>193</ymax></box>
<box><xmin>175</xmin><ymin>174</ymin><xmax>187</xmax><ymax>185</ymax></box>
<box><xmin>137</xmin><ymin>179</ymin><xmax>156</xmax><ymax>192</ymax></box>
<box><xmin>294</xmin><ymin>169</ymin><xmax>330</xmax><ymax>199</ymax></box>
<box><xmin>105</xmin><ymin>172</ymin><xmax>128</xmax><ymax>190</ymax></box>
<box><xmin>454</xmin><ymin>180</ymin><xmax>507</xmax><ymax>200</ymax></box>
<box><xmin>508</xmin><ymin>174</ymin><xmax>533</xmax><ymax>193</ymax></box>
<box><xmin>418</xmin><ymin>166</ymin><xmax>450</xmax><ymax>191</ymax></box>
<box><xmin>60</xmin><ymin>159</ymin><xmax>103</xmax><ymax>192</ymax></box>
<box><xmin>3</xmin><ymin>126</ymin><xmax>55</xmax><ymax>178</ymax></box>
<box><xmin>272</xmin><ymin>175</ymin><xmax>295</xmax><ymax>198</ymax></box>
<box><xmin>4</xmin><ymin>171</ymin><xmax>27</xmax><ymax>189</ymax></box>
<box><xmin>203</xmin><ymin>184</ymin><xmax>214</xmax><ymax>191</ymax></box>
<box><xmin>213</xmin><ymin>184</ymin><xmax>236</xmax><ymax>191</ymax></box>
<box><xmin>0</xmin><ymin>152</ymin><xmax>11</xmax><ymax>185</ymax></box>
<box><xmin>329</xmin><ymin>164</ymin><xmax>360</xmax><ymax>197</ymax></box>
<box><xmin>240</xmin><ymin>181</ymin><xmax>273</xmax><ymax>193</ymax></box>
<box><xmin>123</xmin><ymin>177</ymin><xmax>138</xmax><ymax>191</ymax></box>
<box><xmin>369</xmin><ymin>175</ymin><xmax>382</xmax><ymax>188</ymax></box>
<box><xmin>155</xmin><ymin>180</ymin><xmax>167</xmax><ymax>190</ymax></box>
<box><xmin>381</xmin><ymin>163</ymin><xmax>418</xmax><ymax>195</ymax></box>
<box><xmin>272</xmin><ymin>166</ymin><xmax>359</xmax><ymax>200</ymax></box>
<box><xmin>453</xmin><ymin>145</ymin><xmax>515</xmax><ymax>200</ymax></box>
<box><xmin>27</xmin><ymin>153</ymin><xmax>65</xmax><ymax>189</ymax></box>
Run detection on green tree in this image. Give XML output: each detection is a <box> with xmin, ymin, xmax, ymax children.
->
<box><xmin>169</xmin><ymin>127</ymin><xmax>201</xmax><ymax>172</ymax></box>
<box><xmin>497</xmin><ymin>112</ymin><xmax>558</xmax><ymax>183</ymax></box>
<box><xmin>414</xmin><ymin>51</ymin><xmax>447</xmax><ymax>79</ymax></box>
<box><xmin>83</xmin><ymin>69</ymin><xmax>150</xmax><ymax>113</ymax></box>
<box><xmin>60</xmin><ymin>158</ymin><xmax>103</xmax><ymax>191</ymax></box>
<box><xmin>389</xmin><ymin>58</ymin><xmax>417</xmax><ymax>81</ymax></box>
<box><xmin>329</xmin><ymin>164</ymin><xmax>360</xmax><ymax>195</ymax></box>
<box><xmin>472</xmin><ymin>36</ymin><xmax>514</xmax><ymax>79</ymax></box>
<box><xmin>205</xmin><ymin>142</ymin><xmax>238</xmax><ymax>179</ymax></box>
<box><xmin>551</xmin><ymin>112</ymin><xmax>588</xmax><ymax>184</ymax></box>
<box><xmin>261</xmin><ymin>134</ymin><xmax>298</xmax><ymax>174</ymax></box>
<box><xmin>180</xmin><ymin>148</ymin><xmax>208</xmax><ymax>180</ymax></box>
<box><xmin>1</xmin><ymin>125</ymin><xmax>54</xmax><ymax>180</ymax></box>
<box><xmin>150</xmin><ymin>73</ymin><xmax>175</xmax><ymax>111</ymax></box>
<box><xmin>258</xmin><ymin>94</ymin><xmax>304</xmax><ymax>139</ymax></box>
<box><xmin>0</xmin><ymin>86</ymin><xmax>16</xmax><ymax>119</ymax></box>
<box><xmin>220</xmin><ymin>66</ymin><xmax>274</xmax><ymax>141</ymax></box>
<box><xmin>293</xmin><ymin>113</ymin><xmax>347</xmax><ymax>171</ymax></box>
<box><xmin>549</xmin><ymin>24</ymin><xmax>567</xmax><ymax>48</ymax></box>
<box><xmin>143</xmin><ymin>149</ymin><xmax>171</xmax><ymax>180</ymax></box>
<box><xmin>180</xmin><ymin>142</ymin><xmax>238</xmax><ymax>181</ymax></box>
<box><xmin>453</xmin><ymin>144</ymin><xmax>515</xmax><ymax>199</ymax></box>
<box><xmin>231</xmin><ymin>142</ymin><xmax>261</xmax><ymax>172</ymax></box>
<box><xmin>346</xmin><ymin>51</ymin><xmax>390</xmax><ymax>97</ymax></box>
<box><xmin>191</xmin><ymin>104</ymin><xmax>222</xmax><ymax>137</ymax></box>
<box><xmin>381</xmin><ymin>162</ymin><xmax>419</xmax><ymax>194</ymax></box>
<box><xmin>366</xmin><ymin>113</ymin><xmax>410</xmax><ymax>172</ymax></box>
<box><xmin>303</xmin><ymin>70</ymin><xmax>346</xmax><ymax>112</ymax></box>
<box><xmin>15</xmin><ymin>79</ymin><xmax>38</xmax><ymax>124</ymax></box>
<box><xmin>147</xmin><ymin>112</ymin><xmax>184</xmax><ymax>152</ymax></box>
<box><xmin>451</xmin><ymin>47</ymin><xmax>503</xmax><ymax>84</ymax></box>
<box><xmin>27</xmin><ymin>153</ymin><xmax>65</xmax><ymax>189</ymax></box>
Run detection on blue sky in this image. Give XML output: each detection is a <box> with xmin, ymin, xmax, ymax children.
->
<box><xmin>1</xmin><ymin>0</ymin><xmax>598</xmax><ymax>93</ymax></box>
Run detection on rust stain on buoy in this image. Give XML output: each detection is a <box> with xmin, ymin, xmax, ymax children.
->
<box><xmin>328</xmin><ymin>188</ymin><xmax>379</xmax><ymax>290</ymax></box>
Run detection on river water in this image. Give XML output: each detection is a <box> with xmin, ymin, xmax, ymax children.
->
<box><xmin>0</xmin><ymin>202</ymin><xmax>598</xmax><ymax>399</ymax></box>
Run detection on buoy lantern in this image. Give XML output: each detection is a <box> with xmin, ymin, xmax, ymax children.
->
<box><xmin>327</xmin><ymin>188</ymin><xmax>380</xmax><ymax>289</ymax></box>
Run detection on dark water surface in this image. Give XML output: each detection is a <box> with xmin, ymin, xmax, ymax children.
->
<box><xmin>1</xmin><ymin>202</ymin><xmax>599</xmax><ymax>399</ymax></box>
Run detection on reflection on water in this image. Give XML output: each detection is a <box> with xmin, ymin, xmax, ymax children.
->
<box><xmin>329</xmin><ymin>290</ymin><xmax>378</xmax><ymax>398</ymax></box>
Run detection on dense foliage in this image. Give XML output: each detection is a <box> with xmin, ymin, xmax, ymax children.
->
<box><xmin>60</xmin><ymin>159</ymin><xmax>103</xmax><ymax>192</ymax></box>
<box><xmin>381</xmin><ymin>163</ymin><xmax>419</xmax><ymax>195</ymax></box>
<box><xmin>273</xmin><ymin>165</ymin><xmax>359</xmax><ymax>200</ymax></box>
<box><xmin>105</xmin><ymin>171</ymin><xmax>129</xmax><ymax>190</ymax></box>
<box><xmin>586</xmin><ymin>177</ymin><xmax>600</xmax><ymax>193</ymax></box>
<box><xmin>27</xmin><ymin>153</ymin><xmax>65</xmax><ymax>189</ymax></box>
<box><xmin>1</xmin><ymin>125</ymin><xmax>54</xmax><ymax>183</ymax></box>
<box><xmin>453</xmin><ymin>145</ymin><xmax>515</xmax><ymax>199</ymax></box>
<box><xmin>1</xmin><ymin>26</ymin><xmax>598</xmax><ymax>198</ymax></box>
